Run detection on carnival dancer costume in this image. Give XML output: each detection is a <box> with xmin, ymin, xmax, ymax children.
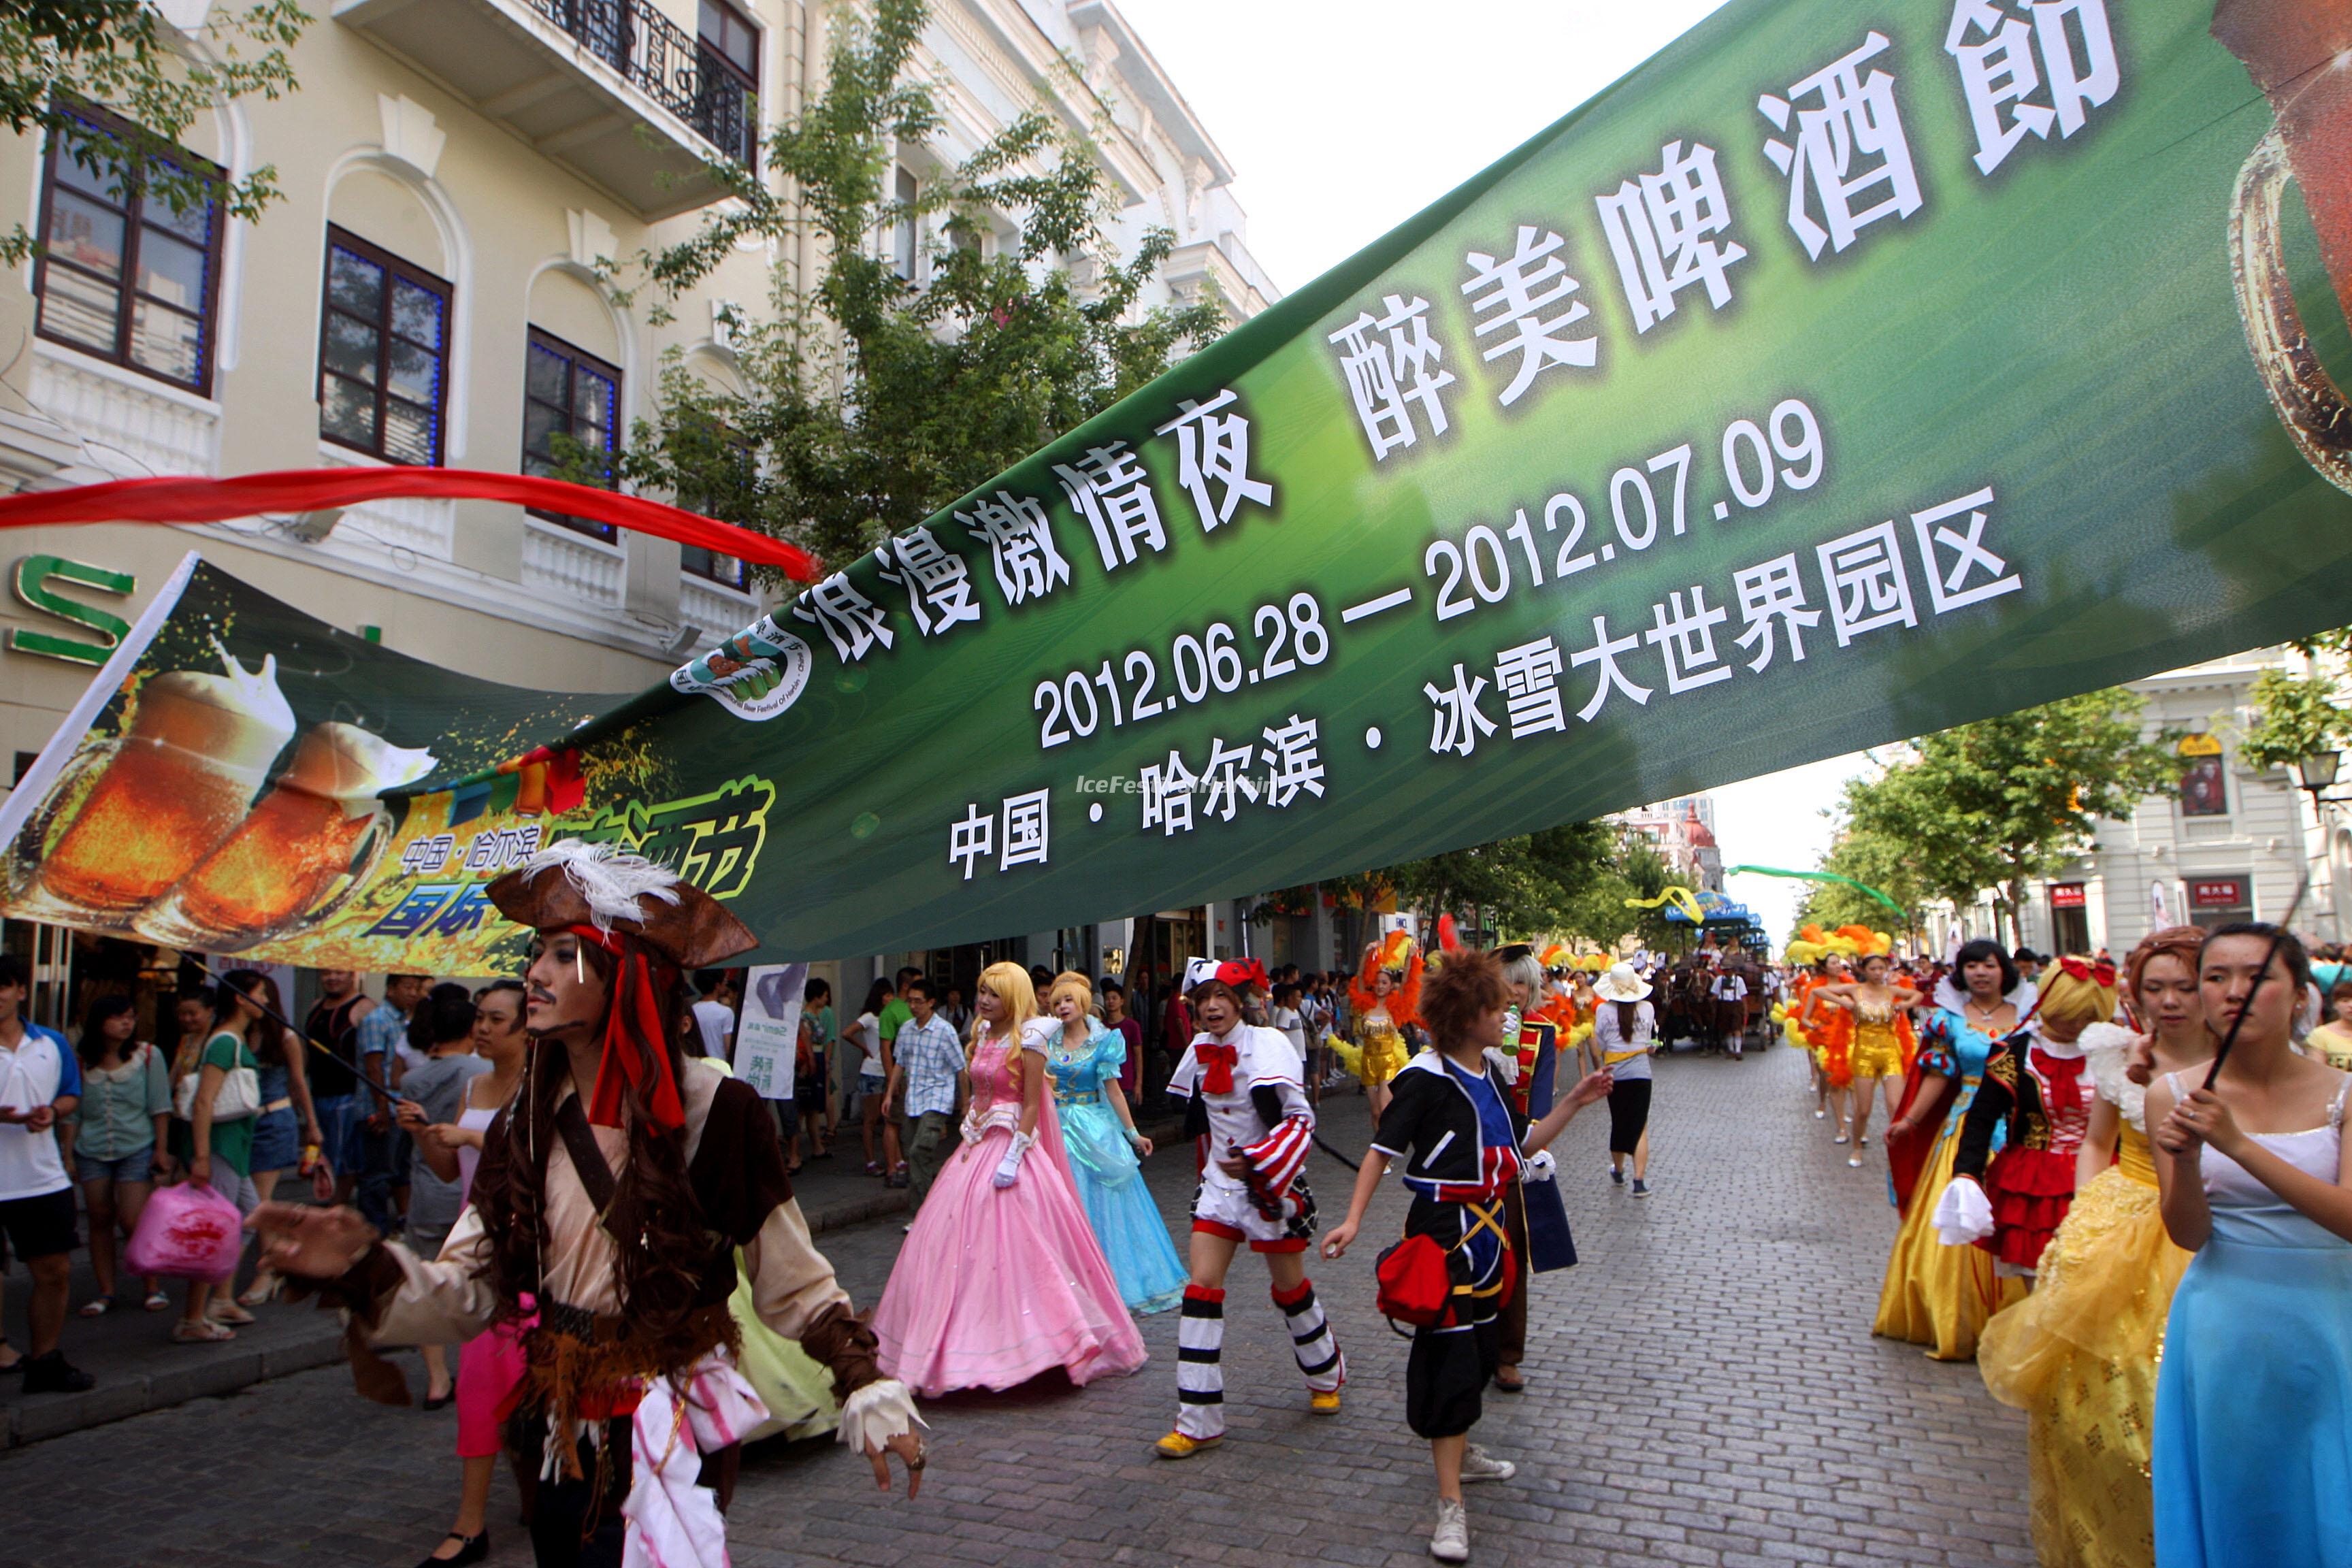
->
<box><xmin>1976</xmin><ymin>1018</ymin><xmax>2190</xmax><ymax>1568</ymax></box>
<box><xmin>1159</xmin><ymin>958</ymin><xmax>1343</xmax><ymax>1455</ymax></box>
<box><xmin>1872</xmin><ymin>970</ymin><xmax>2032</xmax><ymax>1360</ymax></box>
<box><xmin>263</xmin><ymin>843</ymin><xmax>922</xmax><ymax>1567</ymax></box>
<box><xmin>1937</xmin><ymin>958</ymin><xmax>2118</xmax><ymax>1274</ymax></box>
<box><xmin>1047</xmin><ymin>1010</ymin><xmax>1186</xmax><ymax>1315</ymax></box>
<box><xmin>870</xmin><ymin>965</ymin><xmax>1145</xmax><ymax>1396</ymax></box>
<box><xmin>1348</xmin><ymin>931</ymin><xmax>1422</xmax><ymax>1087</ymax></box>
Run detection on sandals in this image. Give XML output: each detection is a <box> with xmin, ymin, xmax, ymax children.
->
<box><xmin>142</xmin><ymin>1290</ymin><xmax>172</xmax><ymax>1311</ymax></box>
<box><xmin>237</xmin><ymin>1274</ymin><xmax>284</xmax><ymax>1309</ymax></box>
<box><xmin>77</xmin><ymin>1297</ymin><xmax>114</xmax><ymax>1318</ymax></box>
<box><xmin>208</xmin><ymin>1301</ymin><xmax>257</xmax><ymax>1327</ymax></box>
<box><xmin>174</xmin><ymin>1318</ymin><xmax>236</xmax><ymax>1343</ymax></box>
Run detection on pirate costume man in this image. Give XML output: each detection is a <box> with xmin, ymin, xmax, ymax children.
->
<box><xmin>1155</xmin><ymin>956</ymin><xmax>1344</xmax><ymax>1458</ymax></box>
<box><xmin>255</xmin><ymin>844</ymin><xmax>921</xmax><ymax>1567</ymax></box>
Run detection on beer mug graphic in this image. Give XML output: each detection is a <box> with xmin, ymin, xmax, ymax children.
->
<box><xmin>137</xmin><ymin>723</ymin><xmax>438</xmax><ymax>952</ymax></box>
<box><xmin>14</xmin><ymin>652</ymin><xmax>297</xmax><ymax>929</ymax></box>
<box><xmin>2219</xmin><ymin>1</ymin><xmax>2352</xmax><ymax>494</ymax></box>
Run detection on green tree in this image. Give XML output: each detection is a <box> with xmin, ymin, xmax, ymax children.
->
<box><xmin>0</xmin><ymin>0</ymin><xmax>307</xmax><ymax>265</ymax></box>
<box><xmin>1326</xmin><ymin>821</ymin><xmax>1619</xmax><ymax>943</ymax></box>
<box><xmin>1793</xmin><ymin>795</ymin><xmax>1933</xmax><ymax>938</ymax></box>
<box><xmin>616</xmin><ymin>0</ymin><xmax>1222</xmax><ymax>571</ymax></box>
<box><xmin>1840</xmin><ymin>690</ymin><xmax>2180</xmax><ymax>945</ymax></box>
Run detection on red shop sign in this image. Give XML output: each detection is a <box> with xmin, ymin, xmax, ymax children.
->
<box><xmin>2190</xmin><ymin>879</ymin><xmax>2247</xmax><ymax>909</ymax></box>
<box><xmin>2051</xmin><ymin>883</ymin><xmax>2087</xmax><ymax>909</ymax></box>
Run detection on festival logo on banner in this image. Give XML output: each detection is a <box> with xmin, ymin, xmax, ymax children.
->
<box><xmin>668</xmin><ymin>615</ymin><xmax>815</xmax><ymax>721</ymax></box>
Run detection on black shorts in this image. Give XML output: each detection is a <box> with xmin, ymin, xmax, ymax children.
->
<box><xmin>1608</xmin><ymin>1077</ymin><xmax>1652</xmax><ymax>1156</ymax></box>
<box><xmin>0</xmin><ymin>1185</ymin><xmax>79</xmax><ymax>1267</ymax></box>
<box><xmin>1407</xmin><ymin>1318</ymin><xmax>1499</xmax><ymax>1440</ymax></box>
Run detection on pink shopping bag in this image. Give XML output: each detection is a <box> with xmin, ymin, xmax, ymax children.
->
<box><xmin>124</xmin><ymin>1181</ymin><xmax>246</xmax><ymax>1282</ymax></box>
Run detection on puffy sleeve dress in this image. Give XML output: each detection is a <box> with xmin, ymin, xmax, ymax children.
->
<box><xmin>1049</xmin><ymin>1019</ymin><xmax>1187</xmax><ymax>1314</ymax></box>
<box><xmin>871</xmin><ymin>1019</ymin><xmax>1148</xmax><ymax>1396</ymax></box>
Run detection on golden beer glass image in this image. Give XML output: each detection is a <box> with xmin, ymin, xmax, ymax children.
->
<box><xmin>137</xmin><ymin>722</ymin><xmax>436</xmax><ymax>951</ymax></box>
<box><xmin>2218</xmin><ymin>0</ymin><xmax>2352</xmax><ymax>493</ymax></box>
<box><xmin>21</xmin><ymin>653</ymin><xmax>296</xmax><ymax>924</ymax></box>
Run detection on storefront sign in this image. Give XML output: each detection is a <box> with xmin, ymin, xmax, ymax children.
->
<box><xmin>2051</xmin><ymin>883</ymin><xmax>2087</xmax><ymax>910</ymax></box>
<box><xmin>6</xmin><ymin>3</ymin><xmax>2352</xmax><ymax>966</ymax></box>
<box><xmin>2190</xmin><ymin>878</ymin><xmax>2248</xmax><ymax>909</ymax></box>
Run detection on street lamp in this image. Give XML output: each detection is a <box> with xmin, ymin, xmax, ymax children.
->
<box><xmin>2296</xmin><ymin>749</ymin><xmax>2342</xmax><ymax>797</ymax></box>
<box><xmin>2295</xmin><ymin>748</ymin><xmax>2346</xmax><ymax>944</ymax></box>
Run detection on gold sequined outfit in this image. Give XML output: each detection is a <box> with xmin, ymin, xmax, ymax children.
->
<box><xmin>1850</xmin><ymin>998</ymin><xmax>1904</xmax><ymax>1078</ymax></box>
<box><xmin>1355</xmin><ymin>1013</ymin><xmax>1408</xmax><ymax>1086</ymax></box>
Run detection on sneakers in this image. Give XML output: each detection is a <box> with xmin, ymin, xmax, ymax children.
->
<box><xmin>1631</xmin><ymin>1179</ymin><xmax>1650</xmax><ymax>1198</ymax></box>
<box><xmin>21</xmin><ymin>1350</ymin><xmax>95</xmax><ymax>1394</ymax></box>
<box><xmin>1153</xmin><ymin>1430</ymin><xmax>1220</xmax><ymax>1459</ymax></box>
<box><xmin>1459</xmin><ymin>1443</ymin><xmax>1516</xmax><ymax>1483</ymax></box>
<box><xmin>1430</xmin><ymin>1499</ymin><xmax>1470</xmax><ymax>1563</ymax></box>
<box><xmin>1609</xmin><ymin>1166</ymin><xmax>1625</xmax><ymax>1186</ymax></box>
<box><xmin>1310</xmin><ymin>1389</ymin><xmax>1342</xmax><ymax>1415</ymax></box>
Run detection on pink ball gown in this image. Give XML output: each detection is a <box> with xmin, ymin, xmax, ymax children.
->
<box><xmin>872</xmin><ymin>1022</ymin><xmax>1148</xmax><ymax>1396</ymax></box>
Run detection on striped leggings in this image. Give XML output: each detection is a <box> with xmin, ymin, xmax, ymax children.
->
<box><xmin>1175</xmin><ymin>1279</ymin><xmax>1344</xmax><ymax>1440</ymax></box>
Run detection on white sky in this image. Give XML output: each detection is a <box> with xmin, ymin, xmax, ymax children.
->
<box><xmin>1113</xmin><ymin>0</ymin><xmax>1872</xmax><ymax>938</ymax></box>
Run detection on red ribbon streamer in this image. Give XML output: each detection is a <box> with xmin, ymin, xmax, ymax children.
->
<box><xmin>568</xmin><ymin>924</ymin><xmax>686</xmax><ymax>1133</ymax></box>
<box><xmin>0</xmin><ymin>468</ymin><xmax>818</xmax><ymax>581</ymax></box>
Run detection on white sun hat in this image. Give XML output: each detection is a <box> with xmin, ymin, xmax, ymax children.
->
<box><xmin>1593</xmin><ymin>962</ymin><xmax>1653</xmax><ymax>1003</ymax></box>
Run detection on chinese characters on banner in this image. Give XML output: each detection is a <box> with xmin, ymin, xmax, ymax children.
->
<box><xmin>11</xmin><ymin>0</ymin><xmax>2350</xmax><ymax>968</ymax></box>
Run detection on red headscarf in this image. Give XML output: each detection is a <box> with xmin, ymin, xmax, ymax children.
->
<box><xmin>566</xmin><ymin>924</ymin><xmax>686</xmax><ymax>1132</ymax></box>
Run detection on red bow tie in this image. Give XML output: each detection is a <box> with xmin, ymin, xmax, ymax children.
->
<box><xmin>1194</xmin><ymin>1041</ymin><xmax>1239</xmax><ymax>1096</ymax></box>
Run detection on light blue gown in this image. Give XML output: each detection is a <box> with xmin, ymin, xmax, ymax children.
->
<box><xmin>2153</xmin><ymin>1076</ymin><xmax>2352</xmax><ymax>1568</ymax></box>
<box><xmin>1048</xmin><ymin>1020</ymin><xmax>1186</xmax><ymax>1315</ymax></box>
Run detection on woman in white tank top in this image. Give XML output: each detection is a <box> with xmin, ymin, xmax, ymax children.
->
<box><xmin>2146</xmin><ymin>925</ymin><xmax>2352</xmax><ymax>1568</ymax></box>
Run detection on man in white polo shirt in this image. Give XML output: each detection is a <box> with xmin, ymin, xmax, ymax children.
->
<box><xmin>0</xmin><ymin>954</ymin><xmax>94</xmax><ymax>1392</ymax></box>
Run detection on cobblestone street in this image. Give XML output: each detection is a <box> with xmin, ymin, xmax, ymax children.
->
<box><xmin>0</xmin><ymin>1047</ymin><xmax>2035</xmax><ymax>1567</ymax></box>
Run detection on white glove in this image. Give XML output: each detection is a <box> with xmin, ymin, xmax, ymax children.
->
<box><xmin>1520</xmin><ymin>1149</ymin><xmax>1557</xmax><ymax>1184</ymax></box>
<box><xmin>993</xmin><ymin>1130</ymin><xmax>1034</xmax><ymax>1188</ymax></box>
<box><xmin>959</xmin><ymin>1109</ymin><xmax>983</xmax><ymax>1146</ymax></box>
<box><xmin>1931</xmin><ymin>1176</ymin><xmax>1995</xmax><ymax>1246</ymax></box>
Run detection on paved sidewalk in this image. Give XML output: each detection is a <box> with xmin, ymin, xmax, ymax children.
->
<box><xmin>0</xmin><ymin>1047</ymin><xmax>2037</xmax><ymax>1566</ymax></box>
<box><xmin>0</xmin><ymin>1111</ymin><xmax>1184</xmax><ymax>1448</ymax></box>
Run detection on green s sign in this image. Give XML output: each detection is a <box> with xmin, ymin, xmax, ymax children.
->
<box><xmin>10</xmin><ymin>556</ymin><xmax>135</xmax><ymax>666</ymax></box>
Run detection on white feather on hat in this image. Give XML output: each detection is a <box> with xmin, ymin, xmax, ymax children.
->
<box><xmin>517</xmin><ymin>840</ymin><xmax>683</xmax><ymax>932</ymax></box>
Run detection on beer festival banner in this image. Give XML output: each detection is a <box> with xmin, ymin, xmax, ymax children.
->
<box><xmin>5</xmin><ymin>0</ymin><xmax>2352</xmax><ymax>966</ymax></box>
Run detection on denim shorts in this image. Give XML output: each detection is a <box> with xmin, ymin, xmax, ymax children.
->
<box><xmin>76</xmin><ymin>1145</ymin><xmax>159</xmax><ymax>1185</ymax></box>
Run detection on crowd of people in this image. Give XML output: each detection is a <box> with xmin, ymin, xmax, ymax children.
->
<box><xmin>11</xmin><ymin>872</ymin><xmax>2352</xmax><ymax>1567</ymax></box>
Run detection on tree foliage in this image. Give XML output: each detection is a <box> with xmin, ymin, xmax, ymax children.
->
<box><xmin>1329</xmin><ymin>823</ymin><xmax>1670</xmax><ymax>949</ymax></box>
<box><xmin>0</xmin><ymin>0</ymin><xmax>306</xmax><ymax>266</ymax></box>
<box><xmin>1833</xmin><ymin>690</ymin><xmax>2180</xmax><ymax>944</ymax></box>
<box><xmin>1793</xmin><ymin>808</ymin><xmax>1930</xmax><ymax>936</ymax></box>
<box><xmin>619</xmin><ymin>0</ymin><xmax>1223</xmax><ymax>572</ymax></box>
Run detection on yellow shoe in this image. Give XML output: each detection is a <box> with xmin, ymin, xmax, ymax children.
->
<box><xmin>1310</xmin><ymin>1389</ymin><xmax>1343</xmax><ymax>1415</ymax></box>
<box><xmin>1154</xmin><ymin>1430</ymin><xmax>1221</xmax><ymax>1459</ymax></box>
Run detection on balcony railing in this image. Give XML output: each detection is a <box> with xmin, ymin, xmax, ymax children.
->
<box><xmin>523</xmin><ymin>0</ymin><xmax>757</xmax><ymax>166</ymax></box>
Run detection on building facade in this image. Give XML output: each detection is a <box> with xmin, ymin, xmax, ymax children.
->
<box><xmin>0</xmin><ymin>0</ymin><xmax>1273</xmax><ymax>1022</ymax></box>
<box><xmin>1614</xmin><ymin>794</ymin><xmax>1723</xmax><ymax>892</ymax></box>
<box><xmin>1919</xmin><ymin>649</ymin><xmax>2342</xmax><ymax>960</ymax></box>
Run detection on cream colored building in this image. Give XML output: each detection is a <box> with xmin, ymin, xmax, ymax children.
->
<box><xmin>0</xmin><ymin>0</ymin><xmax>1273</xmax><ymax>1020</ymax></box>
<box><xmin>0</xmin><ymin>0</ymin><xmax>1275</xmax><ymax>768</ymax></box>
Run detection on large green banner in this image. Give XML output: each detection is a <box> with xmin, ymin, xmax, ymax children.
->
<box><xmin>6</xmin><ymin>0</ymin><xmax>2352</xmax><ymax>965</ymax></box>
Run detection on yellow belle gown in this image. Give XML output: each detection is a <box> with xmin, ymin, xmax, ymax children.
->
<box><xmin>1873</xmin><ymin>1008</ymin><xmax>2027</xmax><ymax>1359</ymax></box>
<box><xmin>1976</xmin><ymin>1030</ymin><xmax>2189</xmax><ymax>1568</ymax></box>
